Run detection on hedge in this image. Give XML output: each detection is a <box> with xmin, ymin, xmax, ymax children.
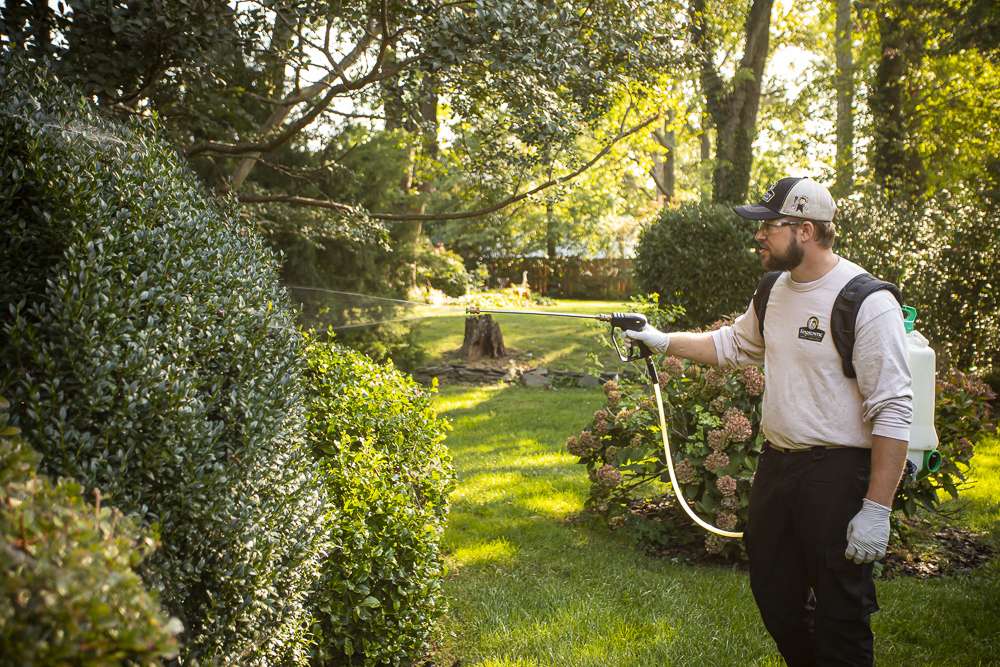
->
<box><xmin>836</xmin><ymin>190</ymin><xmax>999</xmax><ymax>377</ymax></box>
<box><xmin>303</xmin><ymin>336</ymin><xmax>455</xmax><ymax>666</ymax></box>
<box><xmin>634</xmin><ymin>202</ymin><xmax>762</xmax><ymax>329</ymax></box>
<box><xmin>0</xmin><ymin>57</ymin><xmax>329</xmax><ymax>663</ymax></box>
<box><xmin>0</xmin><ymin>398</ymin><xmax>181</xmax><ymax>664</ymax></box>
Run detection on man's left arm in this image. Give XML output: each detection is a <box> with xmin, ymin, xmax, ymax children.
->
<box><xmin>845</xmin><ymin>296</ymin><xmax>914</xmax><ymax>563</ymax></box>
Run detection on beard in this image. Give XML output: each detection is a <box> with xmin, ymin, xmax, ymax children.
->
<box><xmin>761</xmin><ymin>234</ymin><xmax>804</xmax><ymax>271</ymax></box>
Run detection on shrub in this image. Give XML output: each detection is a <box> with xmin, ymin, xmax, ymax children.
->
<box><xmin>303</xmin><ymin>335</ymin><xmax>455</xmax><ymax>665</ymax></box>
<box><xmin>416</xmin><ymin>241</ymin><xmax>471</xmax><ymax>297</ymax></box>
<box><xmin>634</xmin><ymin>203</ymin><xmax>762</xmax><ymax>329</ymax></box>
<box><xmin>0</xmin><ymin>58</ymin><xmax>328</xmax><ymax>663</ymax></box>
<box><xmin>0</xmin><ymin>399</ymin><xmax>181</xmax><ymax>664</ymax></box>
<box><xmin>571</xmin><ymin>345</ymin><xmax>996</xmax><ymax>559</ymax></box>
<box><xmin>837</xmin><ymin>189</ymin><xmax>999</xmax><ymax>375</ymax></box>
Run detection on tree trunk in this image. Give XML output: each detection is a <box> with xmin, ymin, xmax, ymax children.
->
<box><xmin>651</xmin><ymin>113</ymin><xmax>676</xmax><ymax>204</ymax></box>
<box><xmin>833</xmin><ymin>0</ymin><xmax>854</xmax><ymax>198</ymax></box>
<box><xmin>870</xmin><ymin>1</ymin><xmax>926</xmax><ymax>200</ymax></box>
<box><xmin>691</xmin><ymin>0</ymin><xmax>774</xmax><ymax>204</ymax></box>
<box><xmin>461</xmin><ymin>315</ymin><xmax>506</xmax><ymax>361</ymax></box>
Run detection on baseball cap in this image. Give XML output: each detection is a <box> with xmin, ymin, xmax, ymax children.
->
<box><xmin>733</xmin><ymin>177</ymin><xmax>837</xmax><ymax>222</ymax></box>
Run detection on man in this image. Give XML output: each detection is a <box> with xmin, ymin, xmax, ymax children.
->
<box><xmin>626</xmin><ymin>177</ymin><xmax>912</xmax><ymax>666</ymax></box>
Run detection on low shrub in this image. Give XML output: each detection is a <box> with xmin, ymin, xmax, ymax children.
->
<box><xmin>634</xmin><ymin>203</ymin><xmax>761</xmax><ymax>329</ymax></box>
<box><xmin>837</xmin><ymin>189</ymin><xmax>999</xmax><ymax>376</ymax></box>
<box><xmin>570</xmin><ymin>342</ymin><xmax>996</xmax><ymax>559</ymax></box>
<box><xmin>303</xmin><ymin>335</ymin><xmax>455</xmax><ymax>666</ymax></box>
<box><xmin>0</xmin><ymin>399</ymin><xmax>181</xmax><ymax>664</ymax></box>
<box><xmin>0</xmin><ymin>58</ymin><xmax>328</xmax><ymax>663</ymax></box>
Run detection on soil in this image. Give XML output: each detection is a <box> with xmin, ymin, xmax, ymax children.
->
<box><xmin>607</xmin><ymin>495</ymin><xmax>995</xmax><ymax>578</ymax></box>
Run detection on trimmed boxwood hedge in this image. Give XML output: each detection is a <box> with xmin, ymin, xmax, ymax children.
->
<box><xmin>0</xmin><ymin>399</ymin><xmax>181</xmax><ymax>664</ymax></box>
<box><xmin>303</xmin><ymin>335</ymin><xmax>455</xmax><ymax>666</ymax></box>
<box><xmin>635</xmin><ymin>203</ymin><xmax>762</xmax><ymax>329</ymax></box>
<box><xmin>0</xmin><ymin>57</ymin><xmax>329</xmax><ymax>663</ymax></box>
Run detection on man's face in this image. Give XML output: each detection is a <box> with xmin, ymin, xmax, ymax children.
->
<box><xmin>754</xmin><ymin>219</ymin><xmax>805</xmax><ymax>271</ymax></box>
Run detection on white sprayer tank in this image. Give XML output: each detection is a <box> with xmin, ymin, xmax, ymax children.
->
<box><xmin>903</xmin><ymin>307</ymin><xmax>941</xmax><ymax>478</ymax></box>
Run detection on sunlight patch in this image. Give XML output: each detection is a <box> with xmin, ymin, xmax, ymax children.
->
<box><xmin>522</xmin><ymin>492</ymin><xmax>580</xmax><ymax>517</ymax></box>
<box><xmin>452</xmin><ymin>538</ymin><xmax>517</xmax><ymax>567</ymax></box>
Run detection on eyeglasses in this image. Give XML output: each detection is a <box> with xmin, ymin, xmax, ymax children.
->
<box><xmin>756</xmin><ymin>219</ymin><xmax>804</xmax><ymax>236</ymax></box>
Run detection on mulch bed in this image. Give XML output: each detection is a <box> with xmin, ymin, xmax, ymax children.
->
<box><xmin>595</xmin><ymin>495</ymin><xmax>995</xmax><ymax>578</ymax></box>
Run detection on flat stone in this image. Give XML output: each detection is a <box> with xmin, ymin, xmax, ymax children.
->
<box><xmin>577</xmin><ymin>374</ymin><xmax>602</xmax><ymax>388</ymax></box>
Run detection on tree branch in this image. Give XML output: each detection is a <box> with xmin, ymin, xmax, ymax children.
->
<box><xmin>236</xmin><ymin>112</ymin><xmax>661</xmax><ymax>222</ymax></box>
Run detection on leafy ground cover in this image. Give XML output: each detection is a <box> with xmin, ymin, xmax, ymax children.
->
<box><xmin>410</xmin><ymin>299</ymin><xmax>630</xmax><ymax>373</ymax></box>
<box><xmin>428</xmin><ymin>383</ymin><xmax>1000</xmax><ymax>666</ymax></box>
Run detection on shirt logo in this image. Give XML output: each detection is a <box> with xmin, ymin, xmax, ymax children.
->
<box><xmin>798</xmin><ymin>316</ymin><xmax>825</xmax><ymax>342</ymax></box>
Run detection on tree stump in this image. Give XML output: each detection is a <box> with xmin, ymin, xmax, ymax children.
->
<box><xmin>461</xmin><ymin>315</ymin><xmax>506</xmax><ymax>361</ymax></box>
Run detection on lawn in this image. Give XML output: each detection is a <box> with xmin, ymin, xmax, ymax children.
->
<box><xmin>410</xmin><ymin>299</ymin><xmax>631</xmax><ymax>372</ymax></box>
<box><xmin>429</xmin><ymin>382</ymin><xmax>1000</xmax><ymax>666</ymax></box>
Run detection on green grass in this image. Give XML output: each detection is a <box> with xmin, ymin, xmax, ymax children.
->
<box><xmin>430</xmin><ymin>384</ymin><xmax>1000</xmax><ymax>666</ymax></box>
<box><xmin>410</xmin><ymin>299</ymin><xmax>630</xmax><ymax>371</ymax></box>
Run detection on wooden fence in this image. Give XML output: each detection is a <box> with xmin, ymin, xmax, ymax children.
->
<box><xmin>486</xmin><ymin>257</ymin><xmax>634</xmax><ymax>300</ymax></box>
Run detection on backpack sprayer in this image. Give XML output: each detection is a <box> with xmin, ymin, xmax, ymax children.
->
<box><xmin>466</xmin><ymin>306</ymin><xmax>743</xmax><ymax>539</ymax></box>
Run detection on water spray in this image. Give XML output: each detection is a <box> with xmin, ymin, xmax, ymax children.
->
<box><xmin>466</xmin><ymin>306</ymin><xmax>742</xmax><ymax>539</ymax></box>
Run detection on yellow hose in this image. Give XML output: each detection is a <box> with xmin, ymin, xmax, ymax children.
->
<box><xmin>651</xmin><ymin>383</ymin><xmax>744</xmax><ymax>539</ymax></box>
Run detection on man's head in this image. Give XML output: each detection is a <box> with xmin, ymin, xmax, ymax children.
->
<box><xmin>733</xmin><ymin>177</ymin><xmax>837</xmax><ymax>271</ymax></box>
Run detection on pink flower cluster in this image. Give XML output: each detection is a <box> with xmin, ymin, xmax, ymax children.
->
<box><xmin>602</xmin><ymin>380</ymin><xmax>620</xmax><ymax>395</ymax></box>
<box><xmin>704</xmin><ymin>368</ymin><xmax>726</xmax><ymax>388</ymax></box>
<box><xmin>661</xmin><ymin>356</ymin><xmax>684</xmax><ymax>379</ymax></box>
<box><xmin>567</xmin><ymin>431</ymin><xmax>599</xmax><ymax>457</ymax></box>
<box><xmin>704</xmin><ymin>534</ymin><xmax>725</xmax><ymax>555</ymax></box>
<box><xmin>715</xmin><ymin>511</ymin><xmax>738</xmax><ymax>531</ymax></box>
<box><xmin>596</xmin><ymin>464</ymin><xmax>622</xmax><ymax>487</ymax></box>
<box><xmin>704</xmin><ymin>450</ymin><xmax>730</xmax><ymax>473</ymax></box>
<box><xmin>720</xmin><ymin>495</ymin><xmax>740</xmax><ymax>511</ymax></box>
<box><xmin>707</xmin><ymin>429</ymin><xmax>728</xmax><ymax>451</ymax></box>
<box><xmin>595</xmin><ymin>418</ymin><xmax>610</xmax><ymax>435</ymax></box>
<box><xmin>715</xmin><ymin>475</ymin><xmax>738</xmax><ymax>497</ymax></box>
<box><xmin>673</xmin><ymin>458</ymin><xmax>697</xmax><ymax>484</ymax></box>
<box><xmin>740</xmin><ymin>365</ymin><xmax>765</xmax><ymax>396</ymax></box>
<box><xmin>606</xmin><ymin>390</ymin><xmax>622</xmax><ymax>406</ymax></box>
<box><xmin>710</xmin><ymin>396</ymin><xmax>729</xmax><ymax>414</ymax></box>
<box><xmin>723</xmin><ymin>407</ymin><xmax>753</xmax><ymax>442</ymax></box>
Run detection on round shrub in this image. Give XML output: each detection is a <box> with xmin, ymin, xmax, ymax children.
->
<box><xmin>635</xmin><ymin>203</ymin><xmax>762</xmax><ymax>329</ymax></box>
<box><xmin>303</xmin><ymin>336</ymin><xmax>455</xmax><ymax>666</ymax></box>
<box><xmin>836</xmin><ymin>190</ymin><xmax>999</xmax><ymax>375</ymax></box>
<box><xmin>571</xmin><ymin>347</ymin><xmax>996</xmax><ymax>559</ymax></box>
<box><xmin>0</xmin><ymin>400</ymin><xmax>181</xmax><ymax>664</ymax></box>
<box><xmin>0</xmin><ymin>59</ymin><xmax>328</xmax><ymax>663</ymax></box>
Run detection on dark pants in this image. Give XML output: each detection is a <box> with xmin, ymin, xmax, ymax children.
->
<box><xmin>745</xmin><ymin>443</ymin><xmax>879</xmax><ymax>667</ymax></box>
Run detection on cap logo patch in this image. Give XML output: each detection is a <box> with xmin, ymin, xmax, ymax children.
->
<box><xmin>792</xmin><ymin>195</ymin><xmax>808</xmax><ymax>213</ymax></box>
<box><xmin>762</xmin><ymin>188</ymin><xmax>776</xmax><ymax>203</ymax></box>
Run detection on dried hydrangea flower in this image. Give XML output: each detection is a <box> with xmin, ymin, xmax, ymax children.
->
<box><xmin>707</xmin><ymin>429</ymin><xmax>728</xmax><ymax>451</ymax></box>
<box><xmin>723</xmin><ymin>407</ymin><xmax>753</xmax><ymax>442</ymax></box>
<box><xmin>704</xmin><ymin>534</ymin><xmax>725</xmax><ymax>554</ymax></box>
<box><xmin>661</xmin><ymin>356</ymin><xmax>684</xmax><ymax>379</ymax></box>
<box><xmin>704</xmin><ymin>450</ymin><xmax>730</xmax><ymax>473</ymax></box>
<box><xmin>596</xmin><ymin>464</ymin><xmax>622</xmax><ymax>487</ymax></box>
<box><xmin>716</xmin><ymin>511</ymin><xmax>738</xmax><ymax>531</ymax></box>
<box><xmin>740</xmin><ymin>365</ymin><xmax>765</xmax><ymax>396</ymax></box>
<box><xmin>716</xmin><ymin>475</ymin><xmax>738</xmax><ymax>497</ymax></box>
<box><xmin>673</xmin><ymin>459</ymin><xmax>697</xmax><ymax>484</ymax></box>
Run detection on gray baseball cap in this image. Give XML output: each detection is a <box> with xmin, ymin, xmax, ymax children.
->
<box><xmin>733</xmin><ymin>177</ymin><xmax>837</xmax><ymax>222</ymax></box>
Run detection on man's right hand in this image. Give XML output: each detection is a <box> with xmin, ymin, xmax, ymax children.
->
<box><xmin>623</xmin><ymin>323</ymin><xmax>671</xmax><ymax>353</ymax></box>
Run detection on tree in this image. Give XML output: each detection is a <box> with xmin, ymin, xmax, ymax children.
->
<box><xmin>833</xmin><ymin>0</ymin><xmax>854</xmax><ymax>197</ymax></box>
<box><xmin>689</xmin><ymin>0</ymin><xmax>775</xmax><ymax>204</ymax></box>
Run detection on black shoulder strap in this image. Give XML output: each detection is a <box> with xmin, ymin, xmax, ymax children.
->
<box><xmin>752</xmin><ymin>271</ymin><xmax>782</xmax><ymax>339</ymax></box>
<box><xmin>831</xmin><ymin>274</ymin><xmax>903</xmax><ymax>378</ymax></box>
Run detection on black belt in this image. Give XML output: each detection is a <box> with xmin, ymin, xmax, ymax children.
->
<box><xmin>764</xmin><ymin>440</ymin><xmax>854</xmax><ymax>453</ymax></box>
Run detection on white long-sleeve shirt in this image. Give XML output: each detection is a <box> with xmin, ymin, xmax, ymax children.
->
<box><xmin>710</xmin><ymin>256</ymin><xmax>913</xmax><ymax>450</ymax></box>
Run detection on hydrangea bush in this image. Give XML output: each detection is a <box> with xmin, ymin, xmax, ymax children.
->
<box><xmin>568</xmin><ymin>352</ymin><xmax>766</xmax><ymax>558</ymax></box>
<box><xmin>570</xmin><ymin>339</ymin><xmax>996</xmax><ymax>559</ymax></box>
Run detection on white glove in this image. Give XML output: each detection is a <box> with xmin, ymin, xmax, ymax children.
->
<box><xmin>845</xmin><ymin>498</ymin><xmax>891</xmax><ymax>564</ymax></box>
<box><xmin>623</xmin><ymin>323</ymin><xmax>671</xmax><ymax>353</ymax></box>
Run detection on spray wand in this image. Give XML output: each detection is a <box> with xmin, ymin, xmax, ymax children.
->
<box><xmin>465</xmin><ymin>306</ymin><xmax>742</xmax><ymax>539</ymax></box>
